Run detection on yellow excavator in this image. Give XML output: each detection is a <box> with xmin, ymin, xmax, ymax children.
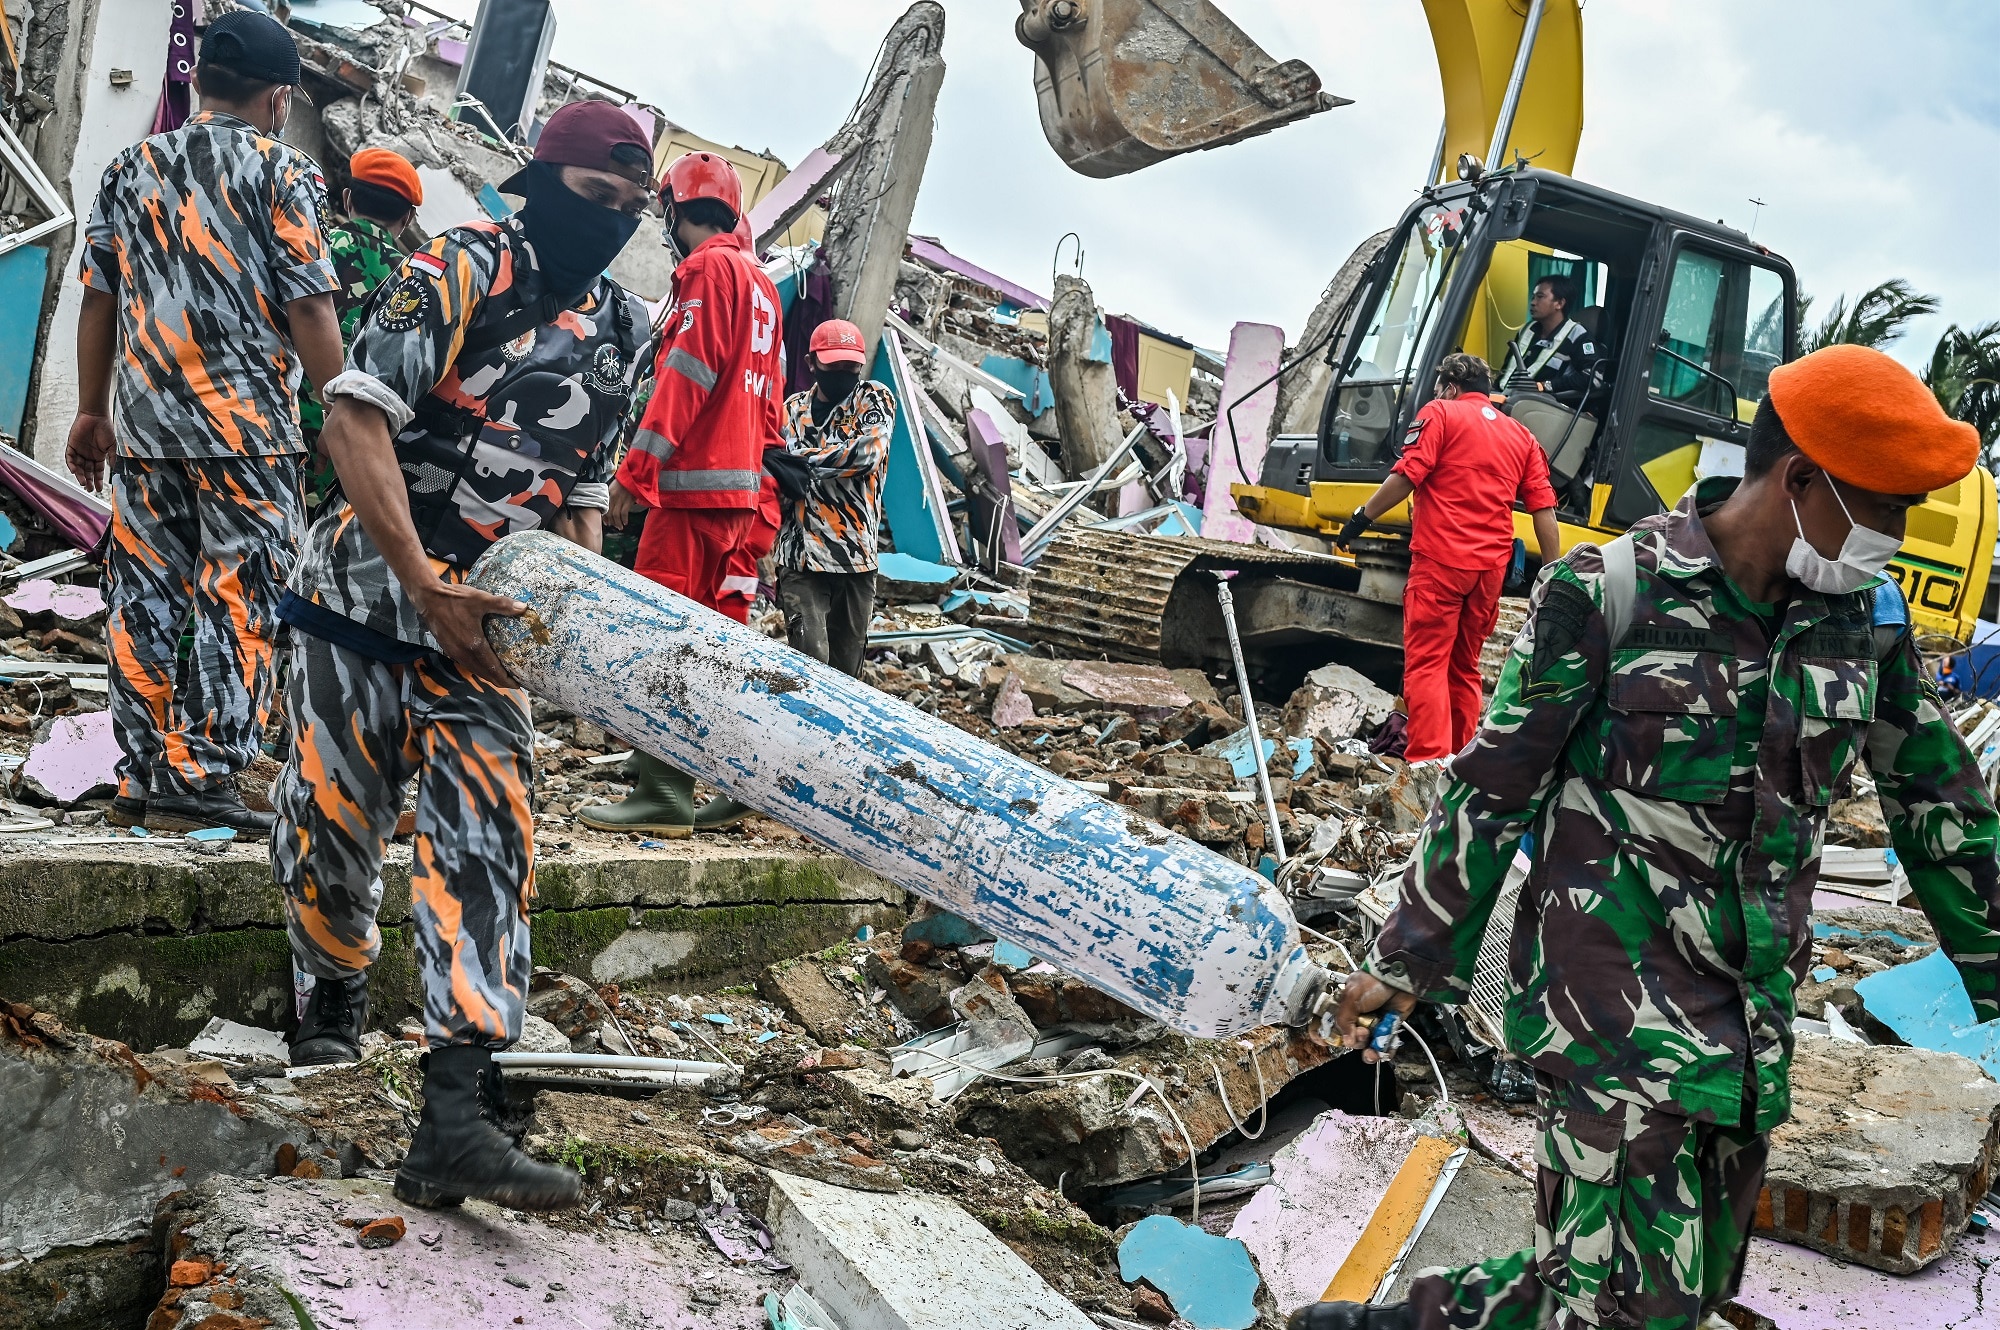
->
<box><xmin>1019</xmin><ymin>0</ymin><xmax>1995</xmax><ymax>655</ymax></box>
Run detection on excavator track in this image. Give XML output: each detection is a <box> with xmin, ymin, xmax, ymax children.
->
<box><xmin>1022</xmin><ymin>528</ymin><xmax>1402</xmax><ymax>672</ymax></box>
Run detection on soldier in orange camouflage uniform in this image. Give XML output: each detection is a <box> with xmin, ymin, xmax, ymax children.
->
<box><xmin>66</xmin><ymin>11</ymin><xmax>346</xmax><ymax>839</ymax></box>
<box><xmin>774</xmin><ymin>318</ymin><xmax>894</xmax><ymax>679</ymax></box>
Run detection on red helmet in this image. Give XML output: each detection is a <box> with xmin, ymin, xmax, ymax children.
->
<box><xmin>661</xmin><ymin>150</ymin><xmax>743</xmax><ymax>217</ymax></box>
<box><xmin>809</xmin><ymin>319</ymin><xmax>868</xmax><ymax>366</ymax></box>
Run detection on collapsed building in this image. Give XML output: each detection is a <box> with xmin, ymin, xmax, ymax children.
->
<box><xmin>2</xmin><ymin>3</ymin><xmax>1999</xmax><ymax>1330</ymax></box>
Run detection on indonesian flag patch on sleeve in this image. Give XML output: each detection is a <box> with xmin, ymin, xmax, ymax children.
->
<box><xmin>408</xmin><ymin>250</ymin><xmax>448</xmax><ymax>280</ymax></box>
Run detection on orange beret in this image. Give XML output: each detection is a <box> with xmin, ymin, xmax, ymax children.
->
<box><xmin>1767</xmin><ymin>343</ymin><xmax>1978</xmax><ymax>495</ymax></box>
<box><xmin>347</xmin><ymin>147</ymin><xmax>422</xmax><ymax>207</ymax></box>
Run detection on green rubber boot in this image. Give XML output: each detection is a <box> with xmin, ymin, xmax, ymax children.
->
<box><xmin>693</xmin><ymin>793</ymin><xmax>755</xmax><ymax>832</ymax></box>
<box><xmin>577</xmin><ymin>752</ymin><xmax>696</xmax><ymax>837</ymax></box>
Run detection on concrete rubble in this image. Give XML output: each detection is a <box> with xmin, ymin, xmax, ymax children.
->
<box><xmin>1</xmin><ymin>2</ymin><xmax>1998</xmax><ymax>1328</ymax></box>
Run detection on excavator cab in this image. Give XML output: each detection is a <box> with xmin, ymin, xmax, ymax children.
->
<box><xmin>1238</xmin><ymin>165</ymin><xmax>1997</xmax><ymax>649</ymax></box>
<box><xmin>1015</xmin><ymin>0</ymin><xmax>1349</xmax><ymax>178</ymax></box>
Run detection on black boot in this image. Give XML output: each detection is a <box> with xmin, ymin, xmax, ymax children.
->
<box><xmin>290</xmin><ymin>973</ymin><xmax>368</xmax><ymax>1066</ymax></box>
<box><xmin>1287</xmin><ymin>1304</ymin><xmax>1412</xmax><ymax>1330</ymax></box>
<box><xmin>394</xmin><ymin>1045</ymin><xmax>582</xmax><ymax>1211</ymax></box>
<box><xmin>147</xmin><ymin>787</ymin><xmax>277</xmax><ymax>839</ymax></box>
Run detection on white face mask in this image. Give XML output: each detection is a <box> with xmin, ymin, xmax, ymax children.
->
<box><xmin>1786</xmin><ymin>480</ymin><xmax>1902</xmax><ymax>594</ymax></box>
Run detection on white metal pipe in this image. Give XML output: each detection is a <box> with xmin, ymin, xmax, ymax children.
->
<box><xmin>1485</xmin><ymin>0</ymin><xmax>1548</xmax><ymax>171</ymax></box>
<box><xmin>470</xmin><ymin>532</ymin><xmax>1328</xmax><ymax>1038</ymax></box>
<box><xmin>1214</xmin><ymin>576</ymin><xmax>1286</xmax><ymax>861</ymax></box>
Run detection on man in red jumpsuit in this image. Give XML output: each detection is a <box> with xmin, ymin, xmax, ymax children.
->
<box><xmin>587</xmin><ymin>151</ymin><xmax>784</xmax><ymax>835</ymax></box>
<box><xmin>1337</xmin><ymin>353</ymin><xmax>1561</xmax><ymax>762</ymax></box>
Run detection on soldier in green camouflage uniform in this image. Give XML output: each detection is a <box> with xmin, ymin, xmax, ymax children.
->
<box><xmin>1306</xmin><ymin>345</ymin><xmax>2000</xmax><ymax>1330</ymax></box>
<box><xmin>298</xmin><ymin>150</ymin><xmax>418</xmax><ymax>508</ymax></box>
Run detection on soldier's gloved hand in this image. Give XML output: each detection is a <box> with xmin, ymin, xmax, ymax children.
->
<box><xmin>1335</xmin><ymin>508</ymin><xmax>1373</xmax><ymax>551</ymax></box>
<box><xmin>1333</xmin><ymin>972</ymin><xmax>1419</xmax><ymax>1064</ymax></box>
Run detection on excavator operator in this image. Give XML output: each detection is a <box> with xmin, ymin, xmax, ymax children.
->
<box><xmin>1499</xmin><ymin>275</ymin><xmax>1600</xmax><ymax>399</ymax></box>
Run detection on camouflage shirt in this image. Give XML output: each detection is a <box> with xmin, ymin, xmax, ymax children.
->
<box><xmin>291</xmin><ymin>216</ymin><xmax>646</xmax><ymax>649</ymax></box>
<box><xmin>80</xmin><ymin>111</ymin><xmax>337</xmax><ymax>458</ymax></box>
<box><xmin>773</xmin><ymin>382</ymin><xmax>895</xmax><ymax>574</ymax></box>
<box><xmin>299</xmin><ymin>216</ymin><xmax>406</xmax><ymax>434</ymax></box>
<box><xmin>1367</xmin><ymin>479</ymin><xmax>2000</xmax><ymax>1131</ymax></box>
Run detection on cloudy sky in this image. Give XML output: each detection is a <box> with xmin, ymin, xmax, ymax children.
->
<box><xmin>407</xmin><ymin>0</ymin><xmax>1999</xmax><ymax>363</ymax></box>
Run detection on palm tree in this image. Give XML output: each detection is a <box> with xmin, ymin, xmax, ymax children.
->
<box><xmin>1795</xmin><ymin>279</ymin><xmax>1941</xmax><ymax>353</ymax></box>
<box><xmin>1923</xmin><ymin>321</ymin><xmax>2000</xmax><ymax>460</ymax></box>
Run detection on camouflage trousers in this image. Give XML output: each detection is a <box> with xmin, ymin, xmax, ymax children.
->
<box><xmin>106</xmin><ymin>454</ymin><xmax>303</xmax><ymax>799</ymax></box>
<box><xmin>270</xmin><ymin>633</ymin><xmax>535</xmax><ymax>1049</ymax></box>
<box><xmin>1407</xmin><ymin>1079</ymin><xmax>1766</xmax><ymax>1330</ymax></box>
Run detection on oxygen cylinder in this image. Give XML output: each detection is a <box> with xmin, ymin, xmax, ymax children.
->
<box><xmin>470</xmin><ymin>531</ymin><xmax>1328</xmax><ymax>1039</ymax></box>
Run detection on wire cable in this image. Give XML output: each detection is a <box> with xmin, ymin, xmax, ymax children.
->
<box><xmin>1206</xmin><ymin>1045</ymin><xmax>1270</xmax><ymax>1142</ymax></box>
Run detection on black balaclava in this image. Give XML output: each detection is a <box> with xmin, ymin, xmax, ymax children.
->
<box><xmin>517</xmin><ymin>161</ymin><xmax>641</xmax><ymax>302</ymax></box>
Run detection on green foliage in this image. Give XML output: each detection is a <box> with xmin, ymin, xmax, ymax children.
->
<box><xmin>1921</xmin><ymin>320</ymin><xmax>2000</xmax><ymax>454</ymax></box>
<box><xmin>1796</xmin><ymin>279</ymin><xmax>1940</xmax><ymax>353</ymax></box>
<box><xmin>280</xmin><ymin>1287</ymin><xmax>320</xmax><ymax>1330</ymax></box>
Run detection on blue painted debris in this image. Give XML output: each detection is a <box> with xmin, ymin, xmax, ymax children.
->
<box><xmin>1210</xmin><ymin>728</ymin><xmax>1315</xmax><ymax>781</ymax></box>
<box><xmin>904</xmin><ymin>909</ymin><xmax>995</xmax><ymax>950</ymax></box>
<box><xmin>127</xmin><ymin>826</ymin><xmax>150</xmax><ymax>838</ymax></box>
<box><xmin>704</xmin><ymin>1013</ymin><xmax>735</xmax><ymax>1027</ymax></box>
<box><xmin>186</xmin><ymin>827</ymin><xmax>236</xmax><ymax>843</ymax></box>
<box><xmin>855</xmin><ymin>924</ymin><xmax>874</xmax><ymax>942</ymax></box>
<box><xmin>1854</xmin><ymin>947</ymin><xmax>2000</xmax><ymax>1078</ymax></box>
<box><xmin>992</xmin><ymin>940</ymin><xmax>1035</xmax><ymax>970</ymax></box>
<box><xmin>1811</xmin><ymin>965</ymin><xmax>1837</xmax><ymax>983</ymax></box>
<box><xmin>1118</xmin><ymin>1215</ymin><xmax>1261</xmax><ymax>1330</ymax></box>
<box><xmin>755</xmin><ymin>1030</ymin><xmax>781</xmax><ymax>1044</ymax></box>
<box><xmin>875</xmin><ymin>551</ymin><xmax>960</xmax><ymax>592</ymax></box>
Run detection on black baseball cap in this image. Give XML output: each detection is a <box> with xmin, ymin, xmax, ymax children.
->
<box><xmin>201</xmin><ymin>10</ymin><xmax>302</xmax><ymax>88</ymax></box>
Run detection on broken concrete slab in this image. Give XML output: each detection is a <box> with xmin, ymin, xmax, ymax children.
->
<box><xmin>0</xmin><ymin>1233</ymin><xmax>162</xmax><ymax>1330</ymax></box>
<box><xmin>1283</xmin><ymin>663</ymin><xmax>1396</xmax><ymax>742</ymax></box>
<box><xmin>151</xmin><ymin>1172</ymin><xmax>775</xmax><ymax>1329</ymax></box>
<box><xmin>1730</xmin><ymin>1230</ymin><xmax>1997</xmax><ymax>1329</ymax></box>
<box><xmin>1384</xmin><ymin>1155</ymin><xmax>1535</xmax><ymax>1301</ymax></box>
<box><xmin>1758</xmin><ymin>1033</ymin><xmax>2000</xmax><ymax>1273</ymax></box>
<box><xmin>763</xmin><ymin>956</ymin><xmax>879</xmax><ymax>1047</ymax></box>
<box><xmin>1</xmin><ymin>1012</ymin><xmax>328</xmax><ymax>1265</ymax></box>
<box><xmin>1060</xmin><ymin>660</ymin><xmax>1195</xmax><ymax>718</ymax></box>
<box><xmin>1229</xmin><ymin>1111</ymin><xmax>1424</xmax><ymax>1313</ymax></box>
<box><xmin>21</xmin><ymin>709</ymin><xmax>115</xmax><ymax>805</ymax></box>
<box><xmin>0</xmin><ymin>836</ymin><xmax>903</xmax><ymax>1048</ymax></box>
<box><xmin>766</xmin><ymin>1171</ymin><xmax>1098</xmax><ymax>1330</ymax></box>
<box><xmin>955</xmin><ymin>1026</ymin><xmax>1333</xmax><ymax>1190</ymax></box>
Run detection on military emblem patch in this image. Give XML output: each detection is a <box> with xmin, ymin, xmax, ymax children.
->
<box><xmin>375</xmin><ymin>275</ymin><xmax>433</xmax><ymax>332</ymax></box>
<box><xmin>590</xmin><ymin>343</ymin><xmax>626</xmax><ymax>391</ymax></box>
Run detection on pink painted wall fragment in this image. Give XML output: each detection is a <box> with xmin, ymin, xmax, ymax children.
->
<box><xmin>24</xmin><ymin>710</ymin><xmax>118</xmax><ymax>803</ymax></box>
<box><xmin>1201</xmin><ymin>322</ymin><xmax>1286</xmax><ymax>543</ymax></box>
<box><xmin>4</xmin><ymin>578</ymin><xmax>106</xmax><ymax>621</ymax></box>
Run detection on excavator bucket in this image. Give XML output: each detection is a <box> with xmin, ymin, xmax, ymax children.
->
<box><xmin>1017</xmin><ymin>0</ymin><xmax>1350</xmax><ymax>178</ymax></box>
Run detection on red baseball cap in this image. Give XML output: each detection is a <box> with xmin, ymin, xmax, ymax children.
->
<box><xmin>500</xmin><ymin>101</ymin><xmax>654</xmax><ymax>195</ymax></box>
<box><xmin>809</xmin><ymin>319</ymin><xmax>868</xmax><ymax>366</ymax></box>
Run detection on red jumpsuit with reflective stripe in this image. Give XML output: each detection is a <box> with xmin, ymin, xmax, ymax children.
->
<box><xmin>619</xmin><ymin>232</ymin><xmax>784</xmax><ymax>609</ymax></box>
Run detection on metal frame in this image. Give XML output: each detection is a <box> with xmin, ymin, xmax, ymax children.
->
<box><xmin>0</xmin><ymin>115</ymin><xmax>73</xmax><ymax>259</ymax></box>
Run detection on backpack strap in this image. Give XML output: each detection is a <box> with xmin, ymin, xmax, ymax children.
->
<box><xmin>1870</xmin><ymin>577</ymin><xmax>1912</xmax><ymax>663</ymax></box>
<box><xmin>1597</xmin><ymin>532</ymin><xmax>1638</xmax><ymax>652</ymax></box>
